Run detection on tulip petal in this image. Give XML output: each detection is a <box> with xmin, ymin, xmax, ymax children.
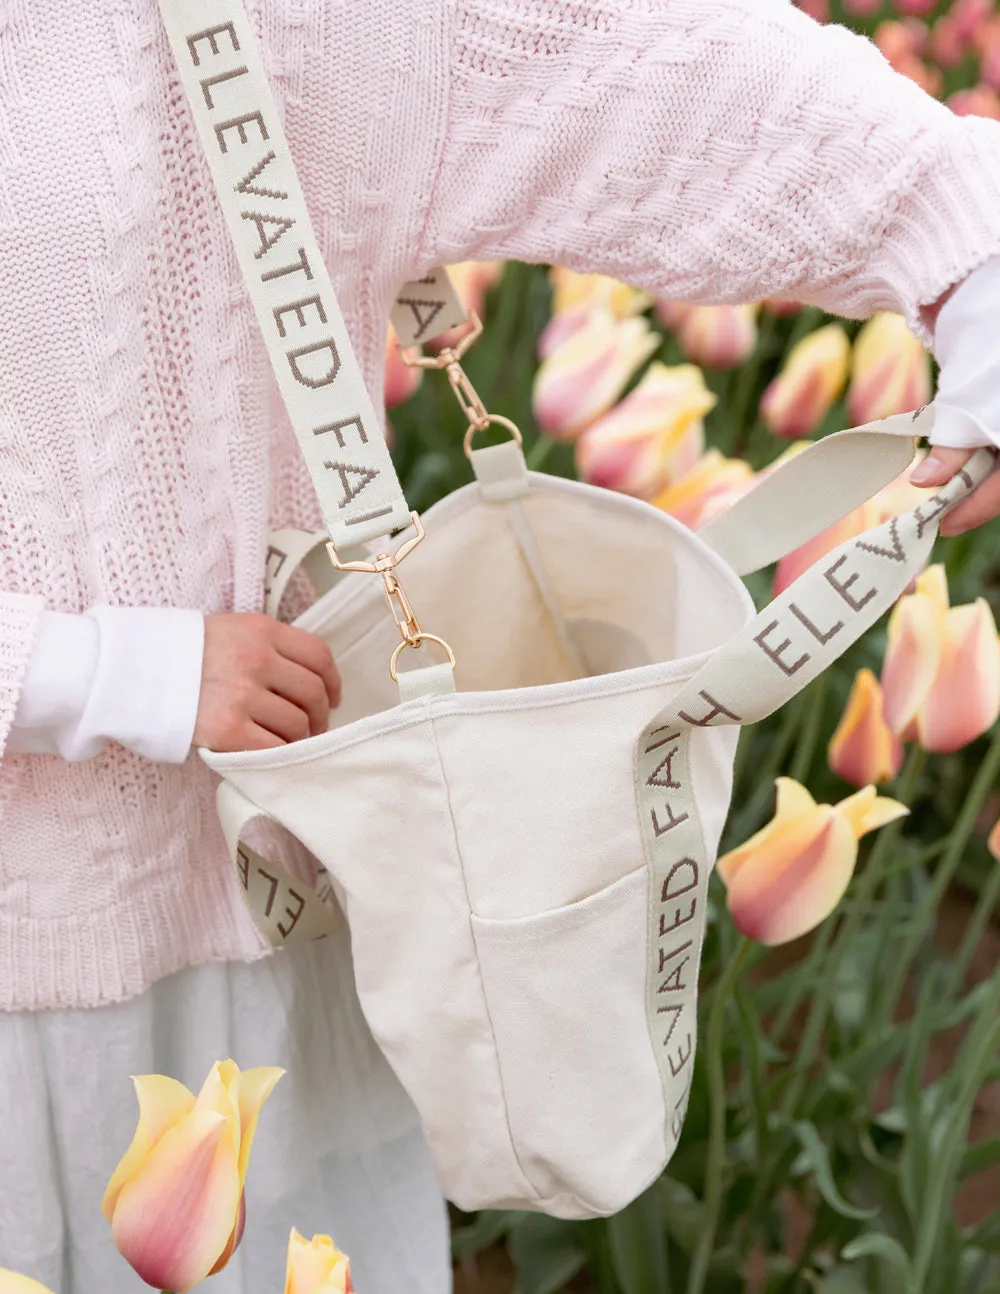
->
<box><xmin>881</xmin><ymin>586</ymin><xmax>944</xmax><ymax>735</ymax></box>
<box><xmin>195</xmin><ymin>1061</ymin><xmax>242</xmax><ymax>1166</ymax></box>
<box><xmin>111</xmin><ymin>1108</ymin><xmax>241</xmax><ymax>1293</ymax></box>
<box><xmin>717</xmin><ymin>779</ymin><xmax>818</xmax><ymax>887</ymax></box>
<box><xmin>725</xmin><ymin>809</ymin><xmax>858</xmax><ymax>946</ymax></box>
<box><xmin>988</xmin><ymin>817</ymin><xmax>1000</xmax><ymax>862</ymax></box>
<box><xmin>0</xmin><ymin>1273</ymin><xmax>56</xmax><ymax>1294</ymax></box>
<box><xmin>102</xmin><ymin>1075</ymin><xmax>196</xmax><ymax>1220</ymax></box>
<box><xmin>917</xmin><ymin>600</ymin><xmax>1000</xmax><ymax>753</ymax></box>
<box><xmin>286</xmin><ymin>1229</ymin><xmax>352</xmax><ymax>1294</ymax></box>
<box><xmin>234</xmin><ymin>1066</ymin><xmax>285</xmax><ymax>1185</ymax></box>
<box><xmin>828</xmin><ymin>669</ymin><xmax>904</xmax><ymax>787</ymax></box>
<box><xmin>835</xmin><ymin>785</ymin><xmax>909</xmax><ymax>838</ymax></box>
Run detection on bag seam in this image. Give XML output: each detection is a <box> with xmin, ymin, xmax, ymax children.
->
<box><xmin>427</xmin><ymin>707</ymin><xmax>545</xmax><ymax>1207</ymax></box>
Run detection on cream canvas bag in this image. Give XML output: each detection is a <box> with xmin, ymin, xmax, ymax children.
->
<box><xmin>158</xmin><ymin>0</ymin><xmax>996</xmax><ymax>1222</ymax></box>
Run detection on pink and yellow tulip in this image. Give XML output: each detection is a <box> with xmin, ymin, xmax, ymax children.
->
<box><xmin>285</xmin><ymin>1229</ymin><xmax>354</xmax><ymax>1294</ymax></box>
<box><xmin>676</xmin><ymin>304</ymin><xmax>759</xmax><ymax>370</ymax></box>
<box><xmin>102</xmin><ymin>1060</ymin><xmax>284</xmax><ymax>1292</ymax></box>
<box><xmin>383</xmin><ymin>329</ymin><xmax>422</xmax><ymax>410</ymax></box>
<box><xmin>847</xmin><ymin>313</ymin><xmax>930</xmax><ymax>425</ymax></box>
<box><xmin>828</xmin><ymin>669</ymin><xmax>904</xmax><ymax>787</ymax></box>
<box><xmin>881</xmin><ymin>565</ymin><xmax>1000</xmax><ymax>754</ymax></box>
<box><xmin>717</xmin><ymin>779</ymin><xmax>908</xmax><ymax>946</ymax></box>
<box><xmin>653</xmin><ymin>448</ymin><xmax>755</xmax><ymax>530</ymax></box>
<box><xmin>551</xmin><ymin>268</ymin><xmax>651</xmax><ymax>320</ymax></box>
<box><xmin>760</xmin><ymin>324</ymin><xmax>851</xmax><ymax>440</ymax></box>
<box><xmin>574</xmin><ymin>362</ymin><xmax>713</xmax><ymax>497</ymax></box>
<box><xmin>0</xmin><ymin>1274</ymin><xmax>55</xmax><ymax>1294</ymax></box>
<box><xmin>532</xmin><ymin>310</ymin><xmax>660</xmax><ymax>441</ymax></box>
<box><xmin>948</xmin><ymin>84</ymin><xmax>1000</xmax><ymax>118</ymax></box>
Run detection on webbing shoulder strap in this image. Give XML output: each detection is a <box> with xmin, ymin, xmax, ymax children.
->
<box><xmin>156</xmin><ymin>0</ymin><xmax>466</xmax><ymax>548</ymax></box>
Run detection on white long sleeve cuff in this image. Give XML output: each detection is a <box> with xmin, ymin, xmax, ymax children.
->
<box><xmin>930</xmin><ymin>253</ymin><xmax>1000</xmax><ymax>451</ymax></box>
<box><xmin>9</xmin><ymin>606</ymin><xmax>205</xmax><ymax>763</ymax></box>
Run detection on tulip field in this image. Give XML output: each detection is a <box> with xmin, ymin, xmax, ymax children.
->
<box><xmin>387</xmin><ymin>8</ymin><xmax>1000</xmax><ymax>1290</ymax></box>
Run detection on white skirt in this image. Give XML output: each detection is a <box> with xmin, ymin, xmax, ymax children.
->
<box><xmin>0</xmin><ymin>931</ymin><xmax>451</xmax><ymax>1293</ymax></box>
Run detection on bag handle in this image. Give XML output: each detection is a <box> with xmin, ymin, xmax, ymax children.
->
<box><xmin>635</xmin><ymin>437</ymin><xmax>996</xmax><ymax>1143</ymax></box>
<box><xmin>699</xmin><ymin>409</ymin><xmax>930</xmax><ymax>575</ymax></box>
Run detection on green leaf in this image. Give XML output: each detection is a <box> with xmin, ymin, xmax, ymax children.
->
<box><xmin>807</xmin><ymin>1266</ymin><xmax>869</xmax><ymax>1294</ymax></box>
<box><xmin>960</xmin><ymin>1136</ymin><xmax>1000</xmax><ymax>1182</ymax></box>
<box><xmin>509</xmin><ymin>1215</ymin><xmax>587</xmax><ymax>1294</ymax></box>
<box><xmin>451</xmin><ymin>1210</ymin><xmax>519</xmax><ymax>1260</ymax></box>
<box><xmin>658</xmin><ymin>1176</ymin><xmax>705</xmax><ymax>1256</ymax></box>
<box><xmin>792</xmin><ymin>1122</ymin><xmax>879</xmax><ymax>1221</ymax></box>
<box><xmin>607</xmin><ymin>1184</ymin><xmax>670</xmax><ymax>1294</ymax></box>
<box><xmin>841</xmin><ymin>1234</ymin><xmax>915</xmax><ymax>1289</ymax></box>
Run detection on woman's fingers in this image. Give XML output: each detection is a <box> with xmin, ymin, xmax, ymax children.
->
<box><xmin>271</xmin><ymin>621</ymin><xmax>342</xmax><ymax>707</ymax></box>
<box><xmin>251</xmin><ymin>691</ymin><xmax>315</xmax><ymax>745</ymax></box>
<box><xmin>909</xmin><ymin>445</ymin><xmax>1000</xmax><ymax>536</ymax></box>
<box><xmin>267</xmin><ymin>656</ymin><xmax>334</xmax><ymax>736</ymax></box>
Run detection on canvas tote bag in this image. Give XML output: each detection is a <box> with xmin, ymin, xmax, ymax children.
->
<box><xmin>157</xmin><ymin>0</ymin><xmax>996</xmax><ymax>1221</ymax></box>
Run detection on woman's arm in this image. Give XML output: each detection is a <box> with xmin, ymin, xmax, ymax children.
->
<box><xmin>419</xmin><ymin>0</ymin><xmax>1000</xmax><ymax>338</ymax></box>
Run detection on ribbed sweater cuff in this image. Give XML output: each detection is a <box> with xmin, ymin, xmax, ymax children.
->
<box><xmin>0</xmin><ymin>594</ymin><xmax>45</xmax><ymax>758</ymax></box>
<box><xmin>875</xmin><ymin>121</ymin><xmax>1000</xmax><ymax>348</ymax></box>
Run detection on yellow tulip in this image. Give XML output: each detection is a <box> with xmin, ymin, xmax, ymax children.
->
<box><xmin>285</xmin><ymin>1229</ymin><xmax>354</xmax><ymax>1294</ymax></box>
<box><xmin>0</xmin><ymin>1273</ymin><xmax>55</xmax><ymax>1294</ymax></box>
<box><xmin>828</xmin><ymin>669</ymin><xmax>904</xmax><ymax>787</ymax></box>
<box><xmin>652</xmin><ymin>448</ymin><xmax>755</xmax><ymax>530</ymax></box>
<box><xmin>532</xmin><ymin>310</ymin><xmax>660</xmax><ymax>441</ymax></box>
<box><xmin>847</xmin><ymin>313</ymin><xmax>931</xmax><ymax>425</ymax></box>
<box><xmin>102</xmin><ymin>1060</ymin><xmax>284</xmax><ymax>1292</ymax></box>
<box><xmin>881</xmin><ymin>565</ymin><xmax>1000</xmax><ymax>753</ymax></box>
<box><xmin>677</xmin><ymin>304</ymin><xmax>759</xmax><ymax>370</ymax></box>
<box><xmin>550</xmin><ymin>267</ymin><xmax>651</xmax><ymax>320</ymax></box>
<box><xmin>717</xmin><ymin>779</ymin><xmax>908</xmax><ymax>946</ymax></box>
<box><xmin>760</xmin><ymin>324</ymin><xmax>850</xmax><ymax>439</ymax></box>
<box><xmin>574</xmin><ymin>362</ymin><xmax>713</xmax><ymax>497</ymax></box>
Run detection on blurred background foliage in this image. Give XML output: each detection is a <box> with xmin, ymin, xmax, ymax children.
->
<box><xmin>388</xmin><ymin>3</ymin><xmax>1000</xmax><ymax>1290</ymax></box>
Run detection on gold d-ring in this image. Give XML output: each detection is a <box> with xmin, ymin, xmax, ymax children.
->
<box><xmin>463</xmin><ymin>414</ymin><xmax>524</xmax><ymax>459</ymax></box>
<box><xmin>389</xmin><ymin>633</ymin><xmax>457</xmax><ymax>683</ymax></box>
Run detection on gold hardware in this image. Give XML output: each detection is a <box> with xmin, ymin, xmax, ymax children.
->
<box><xmin>390</xmin><ymin>634</ymin><xmax>458</xmax><ymax>683</ymax></box>
<box><xmin>326</xmin><ymin>512</ymin><xmax>425</xmax><ymax>575</ymax></box>
<box><xmin>400</xmin><ymin>310</ymin><xmax>526</xmax><ymax>461</ymax></box>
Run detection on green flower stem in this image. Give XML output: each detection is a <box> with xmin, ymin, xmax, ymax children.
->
<box><xmin>526</xmin><ymin>435</ymin><xmax>556</xmax><ymax>470</ymax></box>
<box><xmin>910</xmin><ymin>967</ymin><xmax>1000</xmax><ymax>1291</ymax></box>
<box><xmin>952</xmin><ymin>855</ymin><xmax>1000</xmax><ymax>989</ymax></box>
<box><xmin>777</xmin><ymin>746</ymin><xmax>925</xmax><ymax>1120</ymax></box>
<box><xmin>876</xmin><ymin>725</ymin><xmax>1000</xmax><ymax>1031</ymax></box>
<box><xmin>687</xmin><ymin>936</ymin><xmax>755</xmax><ymax>1294</ymax></box>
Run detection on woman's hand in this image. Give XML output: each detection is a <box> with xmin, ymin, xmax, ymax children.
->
<box><xmin>910</xmin><ymin>448</ymin><xmax>1000</xmax><ymax>536</ymax></box>
<box><xmin>194</xmin><ymin>613</ymin><xmax>341</xmax><ymax>752</ymax></box>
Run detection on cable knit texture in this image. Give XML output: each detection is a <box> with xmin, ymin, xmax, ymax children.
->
<box><xmin>4</xmin><ymin>0</ymin><xmax>1000</xmax><ymax>1010</ymax></box>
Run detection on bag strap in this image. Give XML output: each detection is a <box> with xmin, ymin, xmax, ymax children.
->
<box><xmin>699</xmin><ymin>409</ymin><xmax>929</xmax><ymax>575</ymax></box>
<box><xmin>636</xmin><ymin>437</ymin><xmax>996</xmax><ymax>1143</ymax></box>
<box><xmin>156</xmin><ymin>0</ymin><xmax>465</xmax><ymax>553</ymax></box>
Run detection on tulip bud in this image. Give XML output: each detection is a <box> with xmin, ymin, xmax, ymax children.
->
<box><xmin>948</xmin><ymin>84</ymin><xmax>1000</xmax><ymax>118</ymax></box>
<box><xmin>828</xmin><ymin>669</ymin><xmax>904</xmax><ymax>787</ymax></box>
<box><xmin>538</xmin><ymin>306</ymin><xmax>594</xmax><ymax>361</ymax></box>
<box><xmin>795</xmin><ymin>0</ymin><xmax>829</xmax><ymax>22</ymax></box>
<box><xmin>574</xmin><ymin>362</ymin><xmax>713</xmax><ymax>497</ymax></box>
<box><xmin>717</xmin><ymin>779</ymin><xmax>908</xmax><ymax>946</ymax></box>
<box><xmin>847</xmin><ymin>313</ymin><xmax>930</xmax><ymax>426</ymax></box>
<box><xmin>102</xmin><ymin>1061</ymin><xmax>283</xmax><ymax>1292</ymax></box>
<box><xmin>989</xmin><ymin>817</ymin><xmax>1000</xmax><ymax>861</ymax></box>
<box><xmin>285</xmin><ymin>1229</ymin><xmax>354</xmax><ymax>1294</ymax></box>
<box><xmin>875</xmin><ymin>19</ymin><xmax>928</xmax><ymax>64</ymax></box>
<box><xmin>761</xmin><ymin>299</ymin><xmax>804</xmax><ymax>318</ymax></box>
<box><xmin>550</xmin><ymin>267</ymin><xmax>651</xmax><ymax>320</ymax></box>
<box><xmin>675</xmin><ymin>304</ymin><xmax>759</xmax><ymax>370</ymax></box>
<box><xmin>759</xmin><ymin>324</ymin><xmax>850</xmax><ymax>439</ymax></box>
<box><xmin>428</xmin><ymin>262</ymin><xmax>503</xmax><ymax>352</ymax></box>
<box><xmin>0</xmin><ymin>1274</ymin><xmax>55</xmax><ymax>1294</ymax></box>
<box><xmin>653</xmin><ymin>299</ymin><xmax>693</xmax><ymax>332</ymax></box>
<box><xmin>652</xmin><ymin>449</ymin><xmax>755</xmax><ymax>530</ymax></box>
<box><xmin>881</xmin><ymin>565</ymin><xmax>1000</xmax><ymax>754</ymax></box>
<box><xmin>383</xmin><ymin>330</ymin><xmax>422</xmax><ymax>410</ymax></box>
<box><xmin>532</xmin><ymin>310</ymin><xmax>659</xmax><ymax>441</ymax></box>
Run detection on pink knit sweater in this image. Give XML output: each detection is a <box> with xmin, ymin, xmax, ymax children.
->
<box><xmin>4</xmin><ymin>0</ymin><xmax>1000</xmax><ymax>1011</ymax></box>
